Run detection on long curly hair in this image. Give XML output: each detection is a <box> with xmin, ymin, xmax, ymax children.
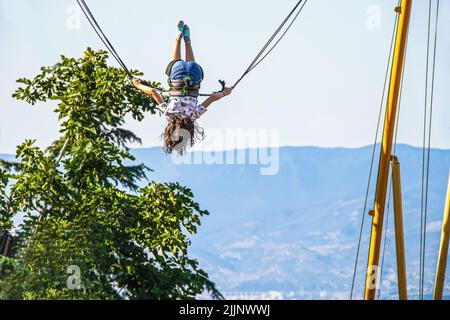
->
<box><xmin>162</xmin><ymin>115</ymin><xmax>205</xmax><ymax>155</ymax></box>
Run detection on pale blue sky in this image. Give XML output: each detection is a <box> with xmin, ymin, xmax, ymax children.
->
<box><xmin>0</xmin><ymin>0</ymin><xmax>449</xmax><ymax>153</ymax></box>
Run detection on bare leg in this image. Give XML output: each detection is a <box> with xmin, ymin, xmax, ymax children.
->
<box><xmin>171</xmin><ymin>37</ymin><xmax>182</xmax><ymax>62</ymax></box>
<box><xmin>185</xmin><ymin>40</ymin><xmax>195</xmax><ymax>62</ymax></box>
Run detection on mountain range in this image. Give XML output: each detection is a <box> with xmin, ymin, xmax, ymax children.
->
<box><xmin>132</xmin><ymin>144</ymin><xmax>450</xmax><ymax>300</ymax></box>
<box><xmin>2</xmin><ymin>144</ymin><xmax>450</xmax><ymax>300</ymax></box>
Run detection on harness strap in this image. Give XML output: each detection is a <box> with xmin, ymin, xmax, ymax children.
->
<box><xmin>165</xmin><ymin>59</ymin><xmax>205</xmax><ymax>81</ymax></box>
<box><xmin>168</xmin><ymin>81</ymin><xmax>201</xmax><ymax>97</ymax></box>
<box><xmin>165</xmin><ymin>59</ymin><xmax>182</xmax><ymax>78</ymax></box>
<box><xmin>165</xmin><ymin>60</ymin><xmax>206</xmax><ymax>97</ymax></box>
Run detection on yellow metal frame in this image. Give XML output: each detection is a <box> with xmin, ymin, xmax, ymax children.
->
<box><xmin>364</xmin><ymin>0</ymin><xmax>412</xmax><ymax>300</ymax></box>
<box><xmin>392</xmin><ymin>156</ymin><xmax>407</xmax><ymax>300</ymax></box>
<box><xmin>434</xmin><ymin>173</ymin><xmax>450</xmax><ymax>300</ymax></box>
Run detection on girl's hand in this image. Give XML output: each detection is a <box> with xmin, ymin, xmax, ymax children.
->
<box><xmin>213</xmin><ymin>87</ymin><xmax>233</xmax><ymax>100</ymax></box>
<box><xmin>132</xmin><ymin>78</ymin><xmax>142</xmax><ymax>88</ymax></box>
<box><xmin>132</xmin><ymin>78</ymin><xmax>155</xmax><ymax>95</ymax></box>
<box><xmin>222</xmin><ymin>87</ymin><xmax>233</xmax><ymax>97</ymax></box>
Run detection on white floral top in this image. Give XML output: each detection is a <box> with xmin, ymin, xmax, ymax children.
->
<box><xmin>160</xmin><ymin>96</ymin><xmax>207</xmax><ymax>120</ymax></box>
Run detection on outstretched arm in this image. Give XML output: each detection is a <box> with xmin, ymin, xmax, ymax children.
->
<box><xmin>201</xmin><ymin>87</ymin><xmax>233</xmax><ymax>108</ymax></box>
<box><xmin>132</xmin><ymin>78</ymin><xmax>166</xmax><ymax>108</ymax></box>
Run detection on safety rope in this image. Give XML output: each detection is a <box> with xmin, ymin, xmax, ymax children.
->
<box><xmin>377</xmin><ymin>0</ymin><xmax>412</xmax><ymax>297</ymax></box>
<box><xmin>22</xmin><ymin>136</ymin><xmax>71</xmax><ymax>256</ymax></box>
<box><xmin>76</xmin><ymin>0</ymin><xmax>308</xmax><ymax>96</ymax></box>
<box><xmin>76</xmin><ymin>0</ymin><xmax>133</xmax><ymax>78</ymax></box>
<box><xmin>33</xmin><ymin>138</ymin><xmax>71</xmax><ymax>227</ymax></box>
<box><xmin>349</xmin><ymin>5</ymin><xmax>400</xmax><ymax>300</ymax></box>
<box><xmin>420</xmin><ymin>0</ymin><xmax>440</xmax><ymax>300</ymax></box>
<box><xmin>419</xmin><ymin>0</ymin><xmax>432</xmax><ymax>301</ymax></box>
<box><xmin>232</xmin><ymin>0</ymin><xmax>308</xmax><ymax>89</ymax></box>
<box><xmin>378</xmin><ymin>37</ymin><xmax>407</xmax><ymax>299</ymax></box>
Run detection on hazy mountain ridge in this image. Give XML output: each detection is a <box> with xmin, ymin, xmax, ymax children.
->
<box><xmin>2</xmin><ymin>144</ymin><xmax>450</xmax><ymax>300</ymax></box>
<box><xmin>134</xmin><ymin>144</ymin><xmax>450</xmax><ymax>300</ymax></box>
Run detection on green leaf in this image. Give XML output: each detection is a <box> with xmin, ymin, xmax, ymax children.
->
<box><xmin>0</xmin><ymin>49</ymin><xmax>219</xmax><ymax>301</ymax></box>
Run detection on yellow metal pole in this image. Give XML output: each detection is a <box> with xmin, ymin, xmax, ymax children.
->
<box><xmin>433</xmin><ymin>172</ymin><xmax>450</xmax><ymax>300</ymax></box>
<box><xmin>391</xmin><ymin>156</ymin><xmax>407</xmax><ymax>300</ymax></box>
<box><xmin>364</xmin><ymin>0</ymin><xmax>412</xmax><ymax>300</ymax></box>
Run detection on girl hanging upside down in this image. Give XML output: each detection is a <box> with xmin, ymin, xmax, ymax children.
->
<box><xmin>133</xmin><ymin>21</ymin><xmax>233</xmax><ymax>155</ymax></box>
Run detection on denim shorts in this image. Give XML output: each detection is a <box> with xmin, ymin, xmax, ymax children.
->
<box><xmin>169</xmin><ymin>60</ymin><xmax>204</xmax><ymax>84</ymax></box>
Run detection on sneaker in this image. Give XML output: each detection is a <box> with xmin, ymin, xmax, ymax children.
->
<box><xmin>176</xmin><ymin>21</ymin><xmax>185</xmax><ymax>39</ymax></box>
<box><xmin>183</xmin><ymin>24</ymin><xmax>191</xmax><ymax>42</ymax></box>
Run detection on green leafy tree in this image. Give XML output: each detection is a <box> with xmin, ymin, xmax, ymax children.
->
<box><xmin>0</xmin><ymin>48</ymin><xmax>221</xmax><ymax>300</ymax></box>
